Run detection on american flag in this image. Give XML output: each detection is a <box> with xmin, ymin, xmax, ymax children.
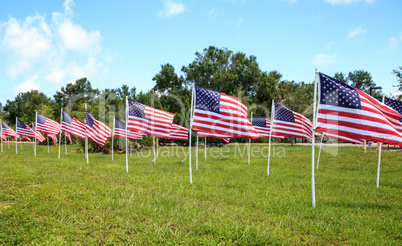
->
<box><xmin>384</xmin><ymin>96</ymin><xmax>402</xmax><ymax>115</ymax></box>
<box><xmin>1</xmin><ymin>122</ymin><xmax>18</xmax><ymax>139</ymax></box>
<box><xmin>192</xmin><ymin>86</ymin><xmax>259</xmax><ymax>139</ymax></box>
<box><xmin>127</xmin><ymin>99</ymin><xmax>175</xmax><ymax>138</ymax></box>
<box><xmin>48</xmin><ymin>134</ymin><xmax>58</xmax><ymax>143</ymax></box>
<box><xmin>252</xmin><ymin>114</ymin><xmax>285</xmax><ymax>140</ymax></box>
<box><xmin>32</xmin><ymin>123</ymin><xmax>46</xmax><ymax>142</ymax></box>
<box><xmin>66</xmin><ymin>132</ymin><xmax>72</xmax><ymax>143</ymax></box>
<box><xmin>16</xmin><ymin>118</ymin><xmax>36</xmax><ymax>138</ymax></box>
<box><xmin>272</xmin><ymin>103</ymin><xmax>313</xmax><ymax>140</ymax></box>
<box><xmin>196</xmin><ymin>130</ymin><xmax>231</xmax><ymax>144</ymax></box>
<box><xmin>316</xmin><ymin>73</ymin><xmax>402</xmax><ymax>146</ymax></box>
<box><xmin>85</xmin><ymin>110</ymin><xmax>111</xmax><ymax>147</ymax></box>
<box><xmin>113</xmin><ymin>117</ymin><xmax>143</xmax><ymax>140</ymax></box>
<box><xmin>61</xmin><ymin>111</ymin><xmax>86</xmax><ymax>139</ymax></box>
<box><xmin>1</xmin><ymin>134</ymin><xmax>6</xmax><ymax>141</ymax></box>
<box><xmin>37</xmin><ymin>114</ymin><xmax>60</xmax><ymax>135</ymax></box>
<box><xmin>169</xmin><ymin>124</ymin><xmax>188</xmax><ymax>140</ymax></box>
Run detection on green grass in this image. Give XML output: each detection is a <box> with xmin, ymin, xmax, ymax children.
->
<box><xmin>0</xmin><ymin>143</ymin><xmax>401</xmax><ymax>245</ymax></box>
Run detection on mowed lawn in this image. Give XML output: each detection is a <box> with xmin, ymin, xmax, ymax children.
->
<box><xmin>0</xmin><ymin>143</ymin><xmax>401</xmax><ymax>245</ymax></box>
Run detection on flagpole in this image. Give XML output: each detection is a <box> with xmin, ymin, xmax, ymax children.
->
<box><xmin>204</xmin><ymin>137</ymin><xmax>207</xmax><ymax>160</ymax></box>
<box><xmin>125</xmin><ymin>97</ymin><xmax>128</xmax><ymax>173</ymax></box>
<box><xmin>20</xmin><ymin>137</ymin><xmax>22</xmax><ymax>150</ymax></box>
<box><xmin>377</xmin><ymin>96</ymin><xmax>385</xmax><ymax>187</ymax></box>
<box><xmin>317</xmin><ymin>132</ymin><xmax>325</xmax><ymax>169</ymax></box>
<box><xmin>8</xmin><ymin>136</ymin><xmax>10</xmax><ymax>149</ymax></box>
<box><xmin>267</xmin><ymin>100</ymin><xmax>274</xmax><ymax>175</ymax></box>
<box><xmin>311</xmin><ymin>68</ymin><xmax>319</xmax><ymax>207</ymax></box>
<box><xmin>15</xmin><ymin>117</ymin><xmax>18</xmax><ymax>155</ymax></box>
<box><xmin>85</xmin><ymin>104</ymin><xmax>88</xmax><ymax>164</ymax></box>
<box><xmin>58</xmin><ymin>108</ymin><xmax>62</xmax><ymax>159</ymax></box>
<box><xmin>248</xmin><ymin>112</ymin><xmax>253</xmax><ymax>164</ymax></box>
<box><xmin>364</xmin><ymin>140</ymin><xmax>367</xmax><ymax>153</ymax></box>
<box><xmin>196</xmin><ymin>134</ymin><xmax>198</xmax><ymax>170</ymax></box>
<box><xmin>112</xmin><ymin>116</ymin><xmax>115</xmax><ymax>161</ymax></box>
<box><xmin>65</xmin><ymin>133</ymin><xmax>67</xmax><ymax>155</ymax></box>
<box><xmin>188</xmin><ymin>84</ymin><xmax>195</xmax><ymax>184</ymax></box>
<box><xmin>157</xmin><ymin>138</ymin><xmax>159</xmax><ymax>158</ymax></box>
<box><xmin>153</xmin><ymin>136</ymin><xmax>156</xmax><ymax>164</ymax></box>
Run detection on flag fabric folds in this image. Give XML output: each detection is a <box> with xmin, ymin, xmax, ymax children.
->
<box><xmin>16</xmin><ymin>119</ymin><xmax>36</xmax><ymax>139</ymax></box>
<box><xmin>1</xmin><ymin>122</ymin><xmax>18</xmax><ymax>139</ymax></box>
<box><xmin>37</xmin><ymin>114</ymin><xmax>60</xmax><ymax>135</ymax></box>
<box><xmin>316</xmin><ymin>73</ymin><xmax>402</xmax><ymax>146</ymax></box>
<box><xmin>114</xmin><ymin>118</ymin><xmax>143</xmax><ymax>140</ymax></box>
<box><xmin>196</xmin><ymin>131</ymin><xmax>231</xmax><ymax>144</ymax></box>
<box><xmin>48</xmin><ymin>134</ymin><xmax>58</xmax><ymax>143</ymax></box>
<box><xmin>169</xmin><ymin>124</ymin><xmax>188</xmax><ymax>140</ymax></box>
<box><xmin>127</xmin><ymin>100</ymin><xmax>175</xmax><ymax>138</ymax></box>
<box><xmin>85</xmin><ymin>110</ymin><xmax>111</xmax><ymax>147</ymax></box>
<box><xmin>61</xmin><ymin>111</ymin><xmax>86</xmax><ymax>139</ymax></box>
<box><xmin>324</xmin><ymin>132</ymin><xmax>364</xmax><ymax>144</ymax></box>
<box><xmin>32</xmin><ymin>124</ymin><xmax>46</xmax><ymax>142</ymax></box>
<box><xmin>252</xmin><ymin>114</ymin><xmax>285</xmax><ymax>140</ymax></box>
<box><xmin>66</xmin><ymin>132</ymin><xmax>72</xmax><ymax>143</ymax></box>
<box><xmin>272</xmin><ymin>103</ymin><xmax>313</xmax><ymax>140</ymax></box>
<box><xmin>192</xmin><ymin>86</ymin><xmax>259</xmax><ymax>139</ymax></box>
<box><xmin>1</xmin><ymin>134</ymin><xmax>6</xmax><ymax>141</ymax></box>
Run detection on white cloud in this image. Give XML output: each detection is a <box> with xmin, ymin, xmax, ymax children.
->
<box><xmin>159</xmin><ymin>0</ymin><xmax>185</xmax><ymax>18</ymax></box>
<box><xmin>324</xmin><ymin>0</ymin><xmax>375</xmax><ymax>5</ymax></box>
<box><xmin>347</xmin><ymin>27</ymin><xmax>367</xmax><ymax>38</ymax></box>
<box><xmin>284</xmin><ymin>0</ymin><xmax>298</xmax><ymax>4</ymax></box>
<box><xmin>0</xmin><ymin>0</ymin><xmax>105</xmax><ymax>88</ymax></box>
<box><xmin>388</xmin><ymin>35</ymin><xmax>402</xmax><ymax>49</ymax></box>
<box><xmin>312</xmin><ymin>53</ymin><xmax>337</xmax><ymax>66</ymax></box>
<box><xmin>14</xmin><ymin>75</ymin><xmax>40</xmax><ymax>93</ymax></box>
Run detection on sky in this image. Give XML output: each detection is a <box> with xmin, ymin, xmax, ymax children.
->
<box><xmin>0</xmin><ymin>0</ymin><xmax>401</xmax><ymax>105</ymax></box>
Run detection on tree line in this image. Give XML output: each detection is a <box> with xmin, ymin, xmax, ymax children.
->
<box><xmin>1</xmin><ymin>46</ymin><xmax>401</xmax><ymax>149</ymax></box>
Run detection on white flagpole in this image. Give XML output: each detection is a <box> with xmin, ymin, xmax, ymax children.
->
<box><xmin>157</xmin><ymin>138</ymin><xmax>159</xmax><ymax>158</ymax></box>
<box><xmin>311</xmin><ymin>68</ymin><xmax>319</xmax><ymax>207</ymax></box>
<box><xmin>316</xmin><ymin>132</ymin><xmax>325</xmax><ymax>169</ymax></box>
<box><xmin>364</xmin><ymin>140</ymin><xmax>366</xmax><ymax>153</ymax></box>
<box><xmin>196</xmin><ymin>134</ymin><xmax>198</xmax><ymax>170</ymax></box>
<box><xmin>47</xmin><ymin>135</ymin><xmax>49</xmax><ymax>153</ymax></box>
<box><xmin>267</xmin><ymin>101</ymin><xmax>274</xmax><ymax>176</ymax></box>
<box><xmin>85</xmin><ymin>104</ymin><xmax>88</xmax><ymax>164</ymax></box>
<box><xmin>65</xmin><ymin>133</ymin><xmax>67</xmax><ymax>155</ymax></box>
<box><xmin>248</xmin><ymin>112</ymin><xmax>253</xmax><ymax>164</ymax></box>
<box><xmin>20</xmin><ymin>137</ymin><xmax>22</xmax><ymax>150</ymax></box>
<box><xmin>377</xmin><ymin>143</ymin><xmax>382</xmax><ymax>187</ymax></box>
<box><xmin>204</xmin><ymin>137</ymin><xmax>207</xmax><ymax>160</ymax></box>
<box><xmin>0</xmin><ymin>119</ymin><xmax>2</xmax><ymax>153</ymax></box>
<box><xmin>58</xmin><ymin>108</ymin><xmax>62</xmax><ymax>159</ymax></box>
<box><xmin>153</xmin><ymin>136</ymin><xmax>156</xmax><ymax>164</ymax></box>
<box><xmin>188</xmin><ymin>84</ymin><xmax>195</xmax><ymax>184</ymax></box>
<box><xmin>125</xmin><ymin>97</ymin><xmax>129</xmax><ymax>173</ymax></box>
<box><xmin>15</xmin><ymin>117</ymin><xmax>18</xmax><ymax>155</ymax></box>
<box><xmin>112</xmin><ymin>116</ymin><xmax>115</xmax><ymax>161</ymax></box>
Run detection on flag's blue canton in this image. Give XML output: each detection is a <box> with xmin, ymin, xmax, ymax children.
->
<box><xmin>252</xmin><ymin>114</ymin><xmax>266</xmax><ymax>127</ymax></box>
<box><xmin>32</xmin><ymin>124</ymin><xmax>36</xmax><ymax>131</ymax></box>
<box><xmin>37</xmin><ymin>114</ymin><xmax>47</xmax><ymax>124</ymax></box>
<box><xmin>1</xmin><ymin>122</ymin><xmax>9</xmax><ymax>129</ymax></box>
<box><xmin>85</xmin><ymin>110</ymin><xmax>94</xmax><ymax>127</ymax></box>
<box><xmin>115</xmin><ymin>118</ymin><xmax>125</xmax><ymax>129</ymax></box>
<box><xmin>384</xmin><ymin>97</ymin><xmax>402</xmax><ymax>115</ymax></box>
<box><xmin>195</xmin><ymin>86</ymin><xmax>220</xmax><ymax>114</ymax></box>
<box><xmin>128</xmin><ymin>100</ymin><xmax>146</xmax><ymax>119</ymax></box>
<box><xmin>275</xmin><ymin>103</ymin><xmax>295</xmax><ymax>123</ymax></box>
<box><xmin>62</xmin><ymin>111</ymin><xmax>73</xmax><ymax>124</ymax></box>
<box><xmin>17</xmin><ymin>119</ymin><xmax>27</xmax><ymax>129</ymax></box>
<box><xmin>319</xmin><ymin>73</ymin><xmax>361</xmax><ymax>109</ymax></box>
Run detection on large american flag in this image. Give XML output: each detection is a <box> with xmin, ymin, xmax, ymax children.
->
<box><xmin>32</xmin><ymin>123</ymin><xmax>46</xmax><ymax>142</ymax></box>
<box><xmin>1</xmin><ymin>122</ymin><xmax>18</xmax><ymax>139</ymax></box>
<box><xmin>272</xmin><ymin>103</ymin><xmax>313</xmax><ymax>140</ymax></box>
<box><xmin>16</xmin><ymin>118</ymin><xmax>36</xmax><ymax>138</ymax></box>
<box><xmin>384</xmin><ymin>96</ymin><xmax>402</xmax><ymax>115</ymax></box>
<box><xmin>316</xmin><ymin>73</ymin><xmax>402</xmax><ymax>146</ymax></box>
<box><xmin>169</xmin><ymin>124</ymin><xmax>188</xmax><ymax>140</ymax></box>
<box><xmin>61</xmin><ymin>111</ymin><xmax>86</xmax><ymax>139</ymax></box>
<box><xmin>127</xmin><ymin>99</ymin><xmax>175</xmax><ymax>138</ymax></box>
<box><xmin>113</xmin><ymin>117</ymin><xmax>143</xmax><ymax>140</ymax></box>
<box><xmin>85</xmin><ymin>110</ymin><xmax>111</xmax><ymax>147</ymax></box>
<box><xmin>192</xmin><ymin>86</ymin><xmax>259</xmax><ymax>139</ymax></box>
<box><xmin>252</xmin><ymin>114</ymin><xmax>285</xmax><ymax>140</ymax></box>
<box><xmin>37</xmin><ymin>114</ymin><xmax>60</xmax><ymax>135</ymax></box>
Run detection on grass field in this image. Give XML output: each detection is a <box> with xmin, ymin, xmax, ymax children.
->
<box><xmin>0</xmin><ymin>143</ymin><xmax>401</xmax><ymax>245</ymax></box>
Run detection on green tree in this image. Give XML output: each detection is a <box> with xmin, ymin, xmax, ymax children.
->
<box><xmin>334</xmin><ymin>72</ymin><xmax>348</xmax><ymax>84</ymax></box>
<box><xmin>392</xmin><ymin>67</ymin><xmax>402</xmax><ymax>100</ymax></box>
<box><xmin>347</xmin><ymin>70</ymin><xmax>378</xmax><ymax>94</ymax></box>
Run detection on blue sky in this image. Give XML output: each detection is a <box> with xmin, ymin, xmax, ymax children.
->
<box><xmin>0</xmin><ymin>0</ymin><xmax>401</xmax><ymax>105</ymax></box>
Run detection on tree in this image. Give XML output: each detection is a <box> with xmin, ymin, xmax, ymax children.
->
<box><xmin>392</xmin><ymin>67</ymin><xmax>402</xmax><ymax>100</ymax></box>
<box><xmin>347</xmin><ymin>70</ymin><xmax>377</xmax><ymax>94</ymax></box>
<box><xmin>4</xmin><ymin>90</ymin><xmax>51</xmax><ymax>125</ymax></box>
<box><xmin>334</xmin><ymin>72</ymin><xmax>348</xmax><ymax>84</ymax></box>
